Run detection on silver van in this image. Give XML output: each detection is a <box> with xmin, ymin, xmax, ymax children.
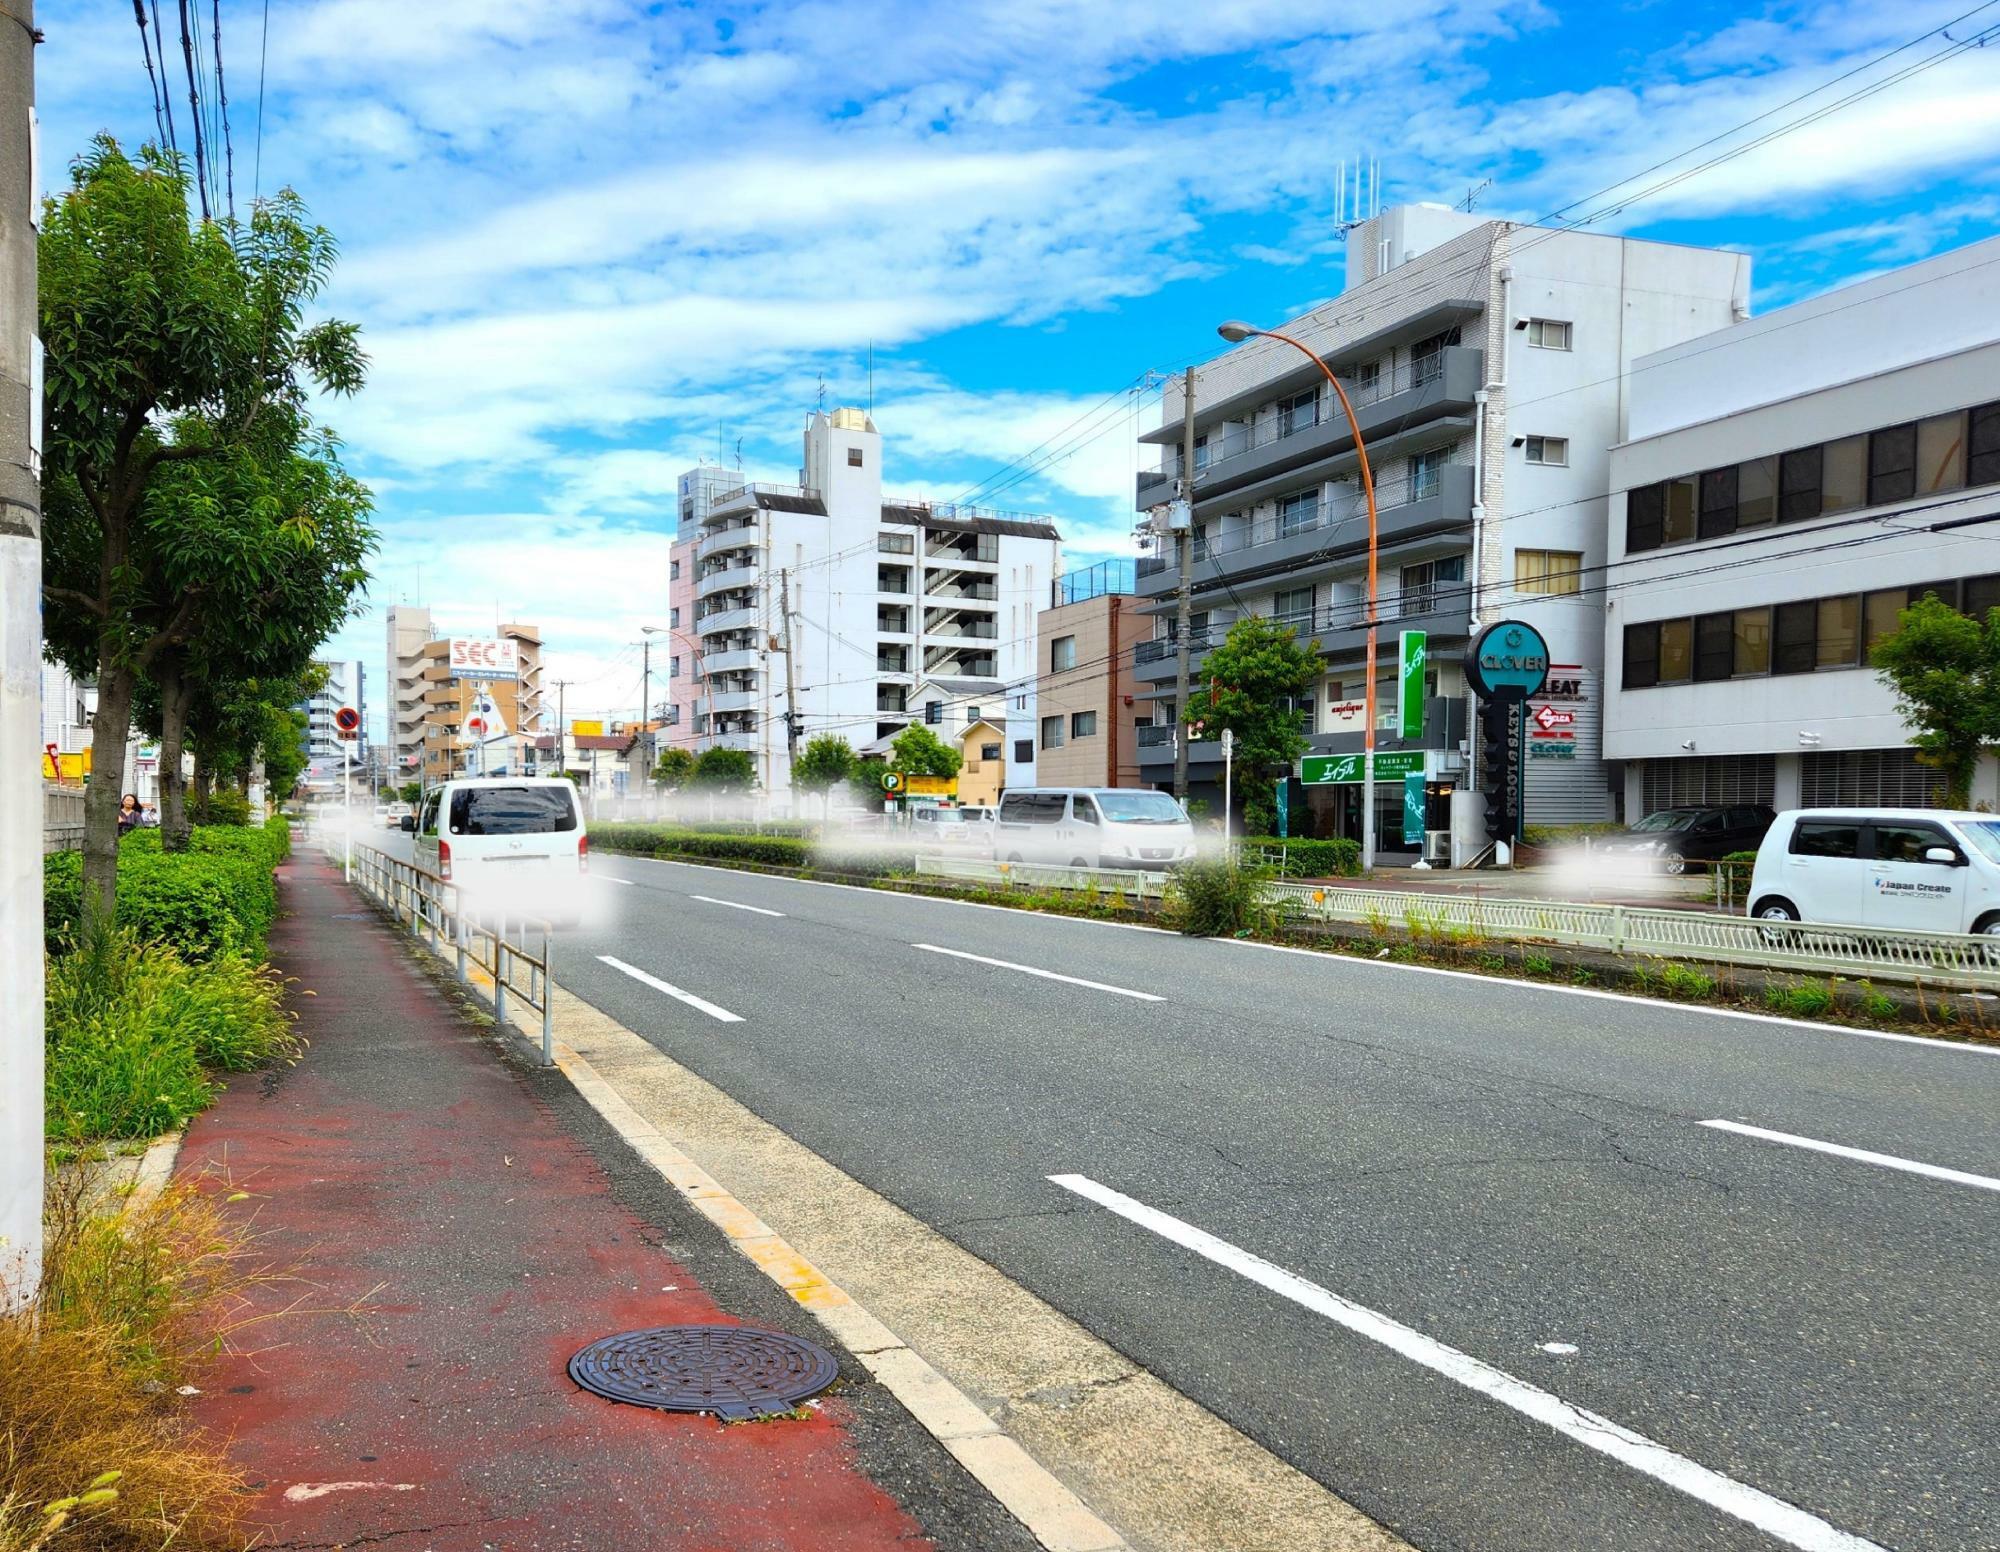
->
<box><xmin>993</xmin><ymin>787</ymin><xmax>1195</xmax><ymax>870</ymax></box>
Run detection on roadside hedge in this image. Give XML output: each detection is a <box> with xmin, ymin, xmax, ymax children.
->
<box><xmin>44</xmin><ymin>817</ymin><xmax>288</xmax><ymax>959</ymax></box>
<box><xmin>1239</xmin><ymin>836</ymin><xmax>1363</xmax><ymax>878</ymax></box>
<box><xmin>590</xmin><ymin>822</ymin><xmax>915</xmax><ymax>877</ymax></box>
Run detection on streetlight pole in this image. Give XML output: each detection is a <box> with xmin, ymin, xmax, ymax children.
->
<box><xmin>1172</xmin><ymin>367</ymin><xmax>1195</xmax><ymax>804</ymax></box>
<box><xmin>1217</xmin><ymin>320</ymin><xmax>1381</xmax><ymax>870</ymax></box>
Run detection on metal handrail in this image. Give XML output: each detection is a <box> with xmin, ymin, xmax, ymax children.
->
<box><xmin>318</xmin><ymin>831</ymin><xmax>559</xmax><ymax>1065</ymax></box>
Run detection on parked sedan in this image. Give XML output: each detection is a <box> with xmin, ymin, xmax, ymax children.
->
<box><xmin>1594</xmin><ymin>805</ymin><xmax>1776</xmax><ymax>875</ymax></box>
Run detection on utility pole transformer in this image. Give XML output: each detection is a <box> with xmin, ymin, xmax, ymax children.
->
<box><xmin>1</xmin><ymin>0</ymin><xmax>40</xmax><ymax>1311</ymax></box>
<box><xmin>1171</xmin><ymin>367</ymin><xmax>1195</xmax><ymax>803</ymax></box>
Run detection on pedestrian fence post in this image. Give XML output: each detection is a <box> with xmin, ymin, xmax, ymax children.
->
<box><xmin>540</xmin><ymin>926</ymin><xmax>554</xmax><ymax>1068</ymax></box>
<box><xmin>1609</xmin><ymin>903</ymin><xmax>1625</xmax><ymax>954</ymax></box>
<box><xmin>494</xmin><ymin>917</ymin><xmax>508</xmax><ymax>1031</ymax></box>
<box><xmin>455</xmin><ymin>907</ymin><xmax>468</xmax><ymax>986</ymax></box>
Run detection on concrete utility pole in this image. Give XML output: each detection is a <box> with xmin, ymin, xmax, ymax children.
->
<box><xmin>1</xmin><ymin>0</ymin><xmax>40</xmax><ymax>1311</ymax></box>
<box><xmin>638</xmin><ymin>638</ymin><xmax>651</xmax><ymax>773</ymax></box>
<box><xmin>778</xmin><ymin>568</ymin><xmax>800</xmax><ymax>799</ymax></box>
<box><xmin>553</xmin><ymin>679</ymin><xmax>571</xmax><ymax>776</ymax></box>
<box><xmin>1171</xmin><ymin>367</ymin><xmax>1195</xmax><ymax>804</ymax></box>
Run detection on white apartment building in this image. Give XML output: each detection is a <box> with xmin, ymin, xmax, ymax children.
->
<box><xmin>384</xmin><ymin>604</ymin><xmax>431</xmax><ymax>780</ymax></box>
<box><xmin>39</xmin><ymin>661</ymin><xmax>92</xmax><ymax>754</ymax></box>
<box><xmin>1604</xmin><ymin>237</ymin><xmax>2000</xmax><ymax>815</ymax></box>
<box><xmin>684</xmin><ymin>409</ymin><xmax>1061</xmax><ymax>799</ymax></box>
<box><xmin>1134</xmin><ymin>203</ymin><xmax>1749</xmax><ymax>841</ymax></box>
<box><xmin>304</xmin><ymin>658</ymin><xmax>364</xmax><ymax>761</ymax></box>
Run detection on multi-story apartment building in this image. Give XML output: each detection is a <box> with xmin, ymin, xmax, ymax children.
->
<box><xmin>1036</xmin><ymin>559</ymin><xmax>1147</xmax><ymax>789</ymax></box>
<box><xmin>1604</xmin><ymin>237</ymin><xmax>2000</xmax><ymax>816</ymax></box>
<box><xmin>683</xmin><ymin>408</ymin><xmax>1061</xmax><ymax>798</ymax></box>
<box><xmin>384</xmin><ymin>604</ymin><xmax>432</xmax><ymax>781</ymax></box>
<box><xmin>39</xmin><ymin>661</ymin><xmax>93</xmax><ymax>756</ymax></box>
<box><xmin>416</xmin><ymin>623</ymin><xmax>543</xmax><ymax>785</ymax></box>
<box><xmin>1132</xmin><ymin>202</ymin><xmax>1748</xmax><ymax>842</ymax></box>
<box><xmin>303</xmin><ymin>658</ymin><xmax>364</xmax><ymax>762</ymax></box>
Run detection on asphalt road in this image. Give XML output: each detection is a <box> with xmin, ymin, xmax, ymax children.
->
<box><xmin>370</xmin><ymin>834</ymin><xmax>2000</xmax><ymax>1552</ymax></box>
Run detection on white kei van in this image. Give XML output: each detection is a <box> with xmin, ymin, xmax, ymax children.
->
<box><xmin>992</xmin><ymin>787</ymin><xmax>1196</xmax><ymax>870</ymax></box>
<box><xmin>413</xmin><ymin>778</ymin><xmax>588</xmax><ymax>915</ymax></box>
<box><xmin>1745</xmin><ymin>809</ymin><xmax>2000</xmax><ymax>936</ymax></box>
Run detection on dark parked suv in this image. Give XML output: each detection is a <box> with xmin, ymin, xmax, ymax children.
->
<box><xmin>1594</xmin><ymin>805</ymin><xmax>1776</xmax><ymax>875</ymax></box>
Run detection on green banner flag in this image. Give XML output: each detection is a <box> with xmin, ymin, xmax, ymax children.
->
<box><xmin>1403</xmin><ymin>771</ymin><xmax>1426</xmax><ymax>846</ymax></box>
<box><xmin>1398</xmin><ymin>630</ymin><xmax>1427</xmax><ymax>740</ymax></box>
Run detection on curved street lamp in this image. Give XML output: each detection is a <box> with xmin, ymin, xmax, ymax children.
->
<box><xmin>1216</xmin><ymin>320</ymin><xmax>1382</xmax><ymax>870</ymax></box>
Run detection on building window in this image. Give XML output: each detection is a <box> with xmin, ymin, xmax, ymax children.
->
<box><xmin>1971</xmin><ymin>403</ymin><xmax>2000</xmax><ymax>486</ymax></box>
<box><xmin>1526</xmin><ymin>318</ymin><xmax>1572</xmax><ymax>350</ymax></box>
<box><xmin>1694</xmin><ymin>613</ymin><xmax>1733</xmax><ymax>682</ymax></box>
<box><xmin>669</xmin><ymin>559</ymin><xmax>680</xmax><ymax>581</ymax></box>
<box><xmin>965</xmin><ymin>706</ymin><xmax>981</xmax><ymax>724</ymax></box>
<box><xmin>1071</xmin><ymin>711</ymin><xmax>1098</xmax><ymax>739</ymax></box>
<box><xmin>669</xmin><ymin>607</ymin><xmax>681</xmax><ymax>629</ymax></box>
<box><xmin>1278</xmin><ymin>489</ymin><xmax>1320</xmax><ymax>536</ymax></box>
<box><xmin>1868</xmin><ymin>424</ymin><xmax>1916</xmax><ymax>506</ymax></box>
<box><xmin>1626</xmin><ymin>484</ymin><xmax>1664</xmax><ymax>552</ymax></box>
<box><xmin>1779</xmin><ymin>446</ymin><xmax>1821</xmax><ymax>523</ymax></box>
<box><xmin>1773</xmin><ymin>600</ymin><xmax>1817</xmax><ymax>674</ymax></box>
<box><xmin>1737</xmin><ymin>455</ymin><xmax>1777</xmax><ymax>527</ymax></box>
<box><xmin>1623</xmin><ymin>622</ymin><xmax>1659</xmax><ymax>689</ymax></box>
<box><xmin>1409</xmin><ymin>448</ymin><xmax>1447</xmax><ymax>500</ymax></box>
<box><xmin>1658</xmin><ymin>618</ymin><xmax>1692</xmax><ymax>684</ymax></box>
<box><xmin>665</xmin><ymin>705</ymin><xmax>680</xmax><ymax>726</ymax></box>
<box><xmin>1277</xmin><ymin>692</ymin><xmax>1316</xmax><ymax>734</ymax></box>
<box><xmin>1353</xmin><ymin>360</ymin><xmax>1381</xmax><ymax>397</ymax></box>
<box><xmin>1662</xmin><ymin>476</ymin><xmax>1697</xmax><ymax>544</ymax></box>
<box><xmin>1040</xmin><ymin>715</ymin><xmax>1065</xmax><ymax>750</ymax></box>
<box><xmin>981</xmin><ymin>742</ymin><xmax>1002</xmax><ymax>761</ymax></box>
<box><xmin>847</xmin><ymin>447</ymin><xmax>864</xmax><ymax>467</ymax></box>
<box><xmin>1524</xmin><ymin>436</ymin><xmax>1568</xmax><ymax>467</ymax></box>
<box><xmin>1050</xmin><ymin>635</ymin><xmax>1077</xmax><ymax>674</ymax></box>
<box><xmin>1400</xmin><ymin>555</ymin><xmax>1464</xmax><ymax>614</ymax></box>
<box><xmin>1515</xmin><ymin>550</ymin><xmax>1582</xmax><ymax>595</ymax></box>
<box><xmin>1699</xmin><ymin>465</ymin><xmax>1737</xmax><ymax>538</ymax></box>
<box><xmin>925</xmin><ymin>701</ymin><xmax>943</xmax><ymax>725</ymax></box>
<box><xmin>878</xmin><ymin>532</ymin><xmax>914</xmax><ymax>554</ymax></box>
<box><xmin>1278</xmin><ymin>388</ymin><xmax>1319</xmax><ymax>438</ymax></box>
<box><xmin>1816</xmin><ymin>595</ymin><xmax>1860</xmax><ymax>668</ymax></box>
<box><xmin>1013</xmin><ymin>739</ymin><xmax>1033</xmax><ymax>763</ymax></box>
<box><xmin>1734</xmin><ymin>607</ymin><xmax>1771</xmax><ymax>675</ymax></box>
<box><xmin>668</xmin><ymin>656</ymin><xmax>680</xmax><ymax>679</ymax></box>
<box><xmin>1273</xmin><ymin>585</ymin><xmax>1315</xmax><ymax>629</ymax></box>
<box><xmin>1917</xmin><ymin>411</ymin><xmax>1966</xmax><ymax>493</ymax></box>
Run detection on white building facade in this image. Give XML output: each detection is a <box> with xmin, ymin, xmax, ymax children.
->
<box><xmin>1604</xmin><ymin>237</ymin><xmax>2000</xmax><ymax>815</ymax></box>
<box><xmin>1133</xmin><ymin>203</ymin><xmax>1749</xmax><ymax>840</ymax></box>
<box><xmin>384</xmin><ymin>604</ymin><xmax>431</xmax><ymax>782</ymax></box>
<box><xmin>683</xmin><ymin>409</ymin><xmax>1061</xmax><ymax>800</ymax></box>
<box><xmin>305</xmin><ymin>657</ymin><xmax>364</xmax><ymax>762</ymax></box>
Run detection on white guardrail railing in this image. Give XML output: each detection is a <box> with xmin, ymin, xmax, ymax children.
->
<box><xmin>912</xmin><ymin>856</ymin><xmax>2000</xmax><ymax>991</ymax></box>
<box><xmin>320</xmin><ymin>832</ymin><xmax>558</xmax><ymax>1064</ymax></box>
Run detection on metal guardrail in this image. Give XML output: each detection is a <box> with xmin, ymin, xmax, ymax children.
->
<box><xmin>915</xmin><ymin>855</ymin><xmax>2000</xmax><ymax>991</ymax></box>
<box><xmin>322</xmin><ymin>832</ymin><xmax>558</xmax><ymax>1064</ymax></box>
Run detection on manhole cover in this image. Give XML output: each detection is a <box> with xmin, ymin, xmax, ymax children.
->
<box><xmin>568</xmin><ymin>1325</ymin><xmax>838</xmax><ymax>1419</ymax></box>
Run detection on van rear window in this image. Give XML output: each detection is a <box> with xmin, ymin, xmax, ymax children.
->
<box><xmin>450</xmin><ymin>786</ymin><xmax>577</xmax><ymax>835</ymax></box>
<box><xmin>1790</xmin><ymin>821</ymin><xmax>1860</xmax><ymax>859</ymax></box>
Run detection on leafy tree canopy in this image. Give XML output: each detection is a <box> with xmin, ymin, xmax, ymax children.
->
<box><xmin>1871</xmin><ymin>595</ymin><xmax>2000</xmax><ymax>808</ymax></box>
<box><xmin>793</xmin><ymin>735</ymin><xmax>855</xmax><ymax>793</ymax></box>
<box><xmin>651</xmin><ymin>747</ymin><xmax>696</xmax><ymax>790</ymax></box>
<box><xmin>890</xmin><ymin>724</ymin><xmax>962</xmax><ymax>779</ymax></box>
<box><xmin>690</xmin><ymin>746</ymin><xmax>756</xmax><ymax>790</ymax></box>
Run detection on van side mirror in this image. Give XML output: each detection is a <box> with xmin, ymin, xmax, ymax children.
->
<box><xmin>401</xmin><ymin>815</ymin><xmax>417</xmax><ymax>832</ymax></box>
<box><xmin>1923</xmin><ymin>845</ymin><xmax>1960</xmax><ymax>866</ymax></box>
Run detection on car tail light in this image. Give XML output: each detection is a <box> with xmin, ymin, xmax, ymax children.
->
<box><xmin>578</xmin><ymin>833</ymin><xmax>589</xmax><ymax>873</ymax></box>
<box><xmin>437</xmin><ymin>839</ymin><xmax>452</xmax><ymax>881</ymax></box>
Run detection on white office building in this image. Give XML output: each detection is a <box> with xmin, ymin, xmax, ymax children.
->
<box><xmin>1133</xmin><ymin>203</ymin><xmax>1749</xmax><ymax>840</ymax></box>
<box><xmin>1604</xmin><ymin>237</ymin><xmax>2000</xmax><ymax>815</ymax></box>
<box><xmin>305</xmin><ymin>658</ymin><xmax>365</xmax><ymax>761</ymax></box>
<box><xmin>686</xmin><ymin>408</ymin><xmax>1061</xmax><ymax>799</ymax></box>
<box><xmin>384</xmin><ymin>604</ymin><xmax>432</xmax><ymax>781</ymax></box>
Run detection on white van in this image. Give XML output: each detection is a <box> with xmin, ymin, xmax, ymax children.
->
<box><xmin>1746</xmin><ymin>808</ymin><xmax>2000</xmax><ymax>936</ymax></box>
<box><xmin>993</xmin><ymin>787</ymin><xmax>1196</xmax><ymax>870</ymax></box>
<box><xmin>413</xmin><ymin>777</ymin><xmax>588</xmax><ymax>917</ymax></box>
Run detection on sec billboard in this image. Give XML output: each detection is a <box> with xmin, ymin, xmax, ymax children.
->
<box><xmin>449</xmin><ymin>637</ymin><xmax>520</xmax><ymax>681</ymax></box>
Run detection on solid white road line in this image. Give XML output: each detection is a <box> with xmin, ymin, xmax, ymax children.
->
<box><xmin>690</xmin><ymin>894</ymin><xmax>785</xmax><ymax>917</ymax></box>
<box><xmin>1700</xmin><ymin>1119</ymin><xmax>2000</xmax><ymax>1193</ymax></box>
<box><xmin>597</xmin><ymin>955</ymin><xmax>745</xmax><ymax>1023</ymax></box>
<box><xmin>912</xmin><ymin>943</ymin><xmax>1163</xmax><ymax>1002</ymax></box>
<box><xmin>1048</xmin><ymin>1172</ymin><xmax>1886</xmax><ymax>1552</ymax></box>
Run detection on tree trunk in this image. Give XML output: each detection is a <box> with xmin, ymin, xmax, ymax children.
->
<box><xmin>81</xmin><ymin>658</ymin><xmax>136</xmax><ymax>925</ymax></box>
<box><xmin>156</xmin><ymin>655</ymin><xmax>194</xmax><ymax>851</ymax></box>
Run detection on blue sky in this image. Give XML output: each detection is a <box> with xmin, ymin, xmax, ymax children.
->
<box><xmin>35</xmin><ymin>0</ymin><xmax>2000</xmax><ymax>734</ymax></box>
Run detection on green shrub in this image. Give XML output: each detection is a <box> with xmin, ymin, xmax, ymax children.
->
<box><xmin>1720</xmin><ymin>849</ymin><xmax>1759</xmax><ymax>907</ymax></box>
<box><xmin>44</xmin><ymin>929</ymin><xmax>299</xmax><ymax>1143</ymax></box>
<box><xmin>590</xmin><ymin>822</ymin><xmax>915</xmax><ymax>877</ymax></box>
<box><xmin>189</xmin><ymin>786</ymin><xmax>252</xmax><ymax>826</ymax></box>
<box><xmin>1239</xmin><ymin>836</ymin><xmax>1361</xmax><ymax>878</ymax></box>
<box><xmin>1165</xmin><ymin>858</ymin><xmax>1274</xmax><ymax>937</ymax></box>
<box><xmin>1764</xmin><ymin>980</ymin><xmax>1835</xmax><ymax>1019</ymax></box>
<box><xmin>1522</xmin><ymin>821</ymin><xmax>1624</xmax><ymax>847</ymax></box>
<box><xmin>1658</xmin><ymin>962</ymin><xmax>1715</xmax><ymax>1000</ymax></box>
<box><xmin>45</xmin><ymin>842</ymin><xmax>278</xmax><ymax>961</ymax></box>
<box><xmin>1523</xmin><ymin>953</ymin><xmax>1555</xmax><ymax>976</ymax></box>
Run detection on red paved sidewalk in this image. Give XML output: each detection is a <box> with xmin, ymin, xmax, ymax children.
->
<box><xmin>176</xmin><ymin>851</ymin><xmax>936</xmax><ymax>1552</ymax></box>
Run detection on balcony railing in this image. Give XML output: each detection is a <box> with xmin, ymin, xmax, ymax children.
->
<box><xmin>926</xmin><ymin>537</ymin><xmax>999</xmax><ymax>563</ymax></box>
<box><xmin>712</xmin><ymin>481</ymin><xmax>817</xmax><ymax>513</ymax></box>
<box><xmin>1136</xmin><ymin>470</ymin><xmax>1447</xmax><ymax>577</ymax></box>
<box><xmin>1136</xmin><ymin>723</ymin><xmax>1176</xmax><ymax>747</ymax></box>
<box><xmin>923</xmin><ymin>578</ymin><xmax>998</xmax><ymax>602</ymax></box>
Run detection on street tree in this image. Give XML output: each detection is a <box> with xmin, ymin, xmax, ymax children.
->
<box><xmin>690</xmin><ymin>746</ymin><xmax>756</xmax><ymax>791</ymax></box>
<box><xmin>39</xmin><ymin>139</ymin><xmax>365</xmax><ymax>916</ymax></box>
<box><xmin>1186</xmin><ymin>614</ymin><xmax>1321</xmax><ymax>834</ymax></box>
<box><xmin>1871</xmin><ymin>593</ymin><xmax>2000</xmax><ymax>807</ymax></box>
<box><xmin>850</xmin><ymin>754</ymin><xmax>891</xmax><ymax>804</ymax></box>
<box><xmin>792</xmin><ymin>734</ymin><xmax>855</xmax><ymax>820</ymax></box>
<box><xmin>651</xmin><ymin>747</ymin><xmax>695</xmax><ymax>791</ymax></box>
<box><xmin>889</xmin><ymin>724</ymin><xmax>962</xmax><ymax>780</ymax></box>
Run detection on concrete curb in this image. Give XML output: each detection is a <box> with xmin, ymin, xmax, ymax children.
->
<box><xmin>123</xmin><ymin>1129</ymin><xmax>184</xmax><ymax>1216</ymax></box>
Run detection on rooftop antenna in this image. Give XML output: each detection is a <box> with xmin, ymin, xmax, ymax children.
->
<box><xmin>734</xmin><ymin>436</ymin><xmax>743</xmax><ymax>471</ymax></box>
<box><xmin>867</xmin><ymin>341</ymin><xmax>874</xmax><ymax>415</ymax></box>
<box><xmin>1458</xmin><ymin>178</ymin><xmax>1493</xmax><ymax>213</ymax></box>
<box><xmin>815</xmin><ymin>373</ymin><xmax>826</xmax><ymax>414</ymax></box>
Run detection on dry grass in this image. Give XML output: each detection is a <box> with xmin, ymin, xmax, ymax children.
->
<box><xmin>0</xmin><ymin>1173</ymin><xmax>257</xmax><ymax>1551</ymax></box>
